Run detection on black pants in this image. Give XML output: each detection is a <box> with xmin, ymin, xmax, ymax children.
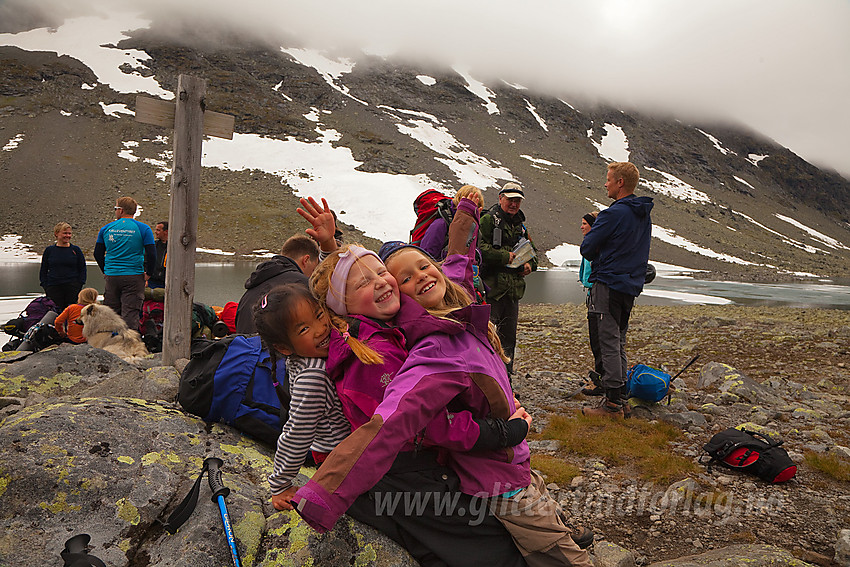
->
<box><xmin>587</xmin><ymin>283</ymin><xmax>635</xmax><ymax>392</ymax></box>
<box><xmin>44</xmin><ymin>283</ymin><xmax>82</xmax><ymax>313</ymax></box>
<box><xmin>346</xmin><ymin>451</ymin><xmax>526</xmax><ymax>567</ymax></box>
<box><xmin>489</xmin><ymin>294</ymin><xmax>519</xmax><ymax>375</ymax></box>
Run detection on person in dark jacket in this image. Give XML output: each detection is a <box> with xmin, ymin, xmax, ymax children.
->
<box><xmin>146</xmin><ymin>221</ymin><xmax>168</xmax><ymax>289</ymax></box>
<box><xmin>234</xmin><ymin>235</ymin><xmax>320</xmax><ymax>333</ymax></box>
<box><xmin>580</xmin><ymin>162</ymin><xmax>654</xmax><ymax>418</ymax></box>
<box><xmin>478</xmin><ymin>182</ymin><xmax>538</xmax><ymax>376</ymax></box>
<box><xmin>40</xmin><ymin>221</ymin><xmax>87</xmax><ymax>312</ymax></box>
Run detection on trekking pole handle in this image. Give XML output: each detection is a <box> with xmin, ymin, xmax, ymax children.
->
<box><xmin>205</xmin><ymin>457</ymin><xmax>231</xmax><ymax>501</ymax></box>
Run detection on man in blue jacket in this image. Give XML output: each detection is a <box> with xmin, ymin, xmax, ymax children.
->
<box><xmin>580</xmin><ymin>162</ymin><xmax>653</xmax><ymax>418</ymax></box>
<box><xmin>94</xmin><ymin>196</ymin><xmax>156</xmax><ymax>331</ymax></box>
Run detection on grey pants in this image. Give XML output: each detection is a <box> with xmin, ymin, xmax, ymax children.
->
<box><xmin>103</xmin><ymin>274</ymin><xmax>145</xmax><ymax>332</ymax></box>
<box><xmin>587</xmin><ymin>282</ymin><xmax>635</xmax><ymax>391</ymax></box>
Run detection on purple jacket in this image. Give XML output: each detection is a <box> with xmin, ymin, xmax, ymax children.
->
<box><xmin>328</xmin><ymin>314</ymin><xmax>488</xmax><ymax>453</ymax></box>
<box><xmin>293</xmin><ymin>198</ymin><xmax>530</xmax><ymax>533</ymax></box>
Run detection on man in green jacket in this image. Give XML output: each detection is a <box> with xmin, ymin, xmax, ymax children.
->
<box><xmin>479</xmin><ymin>182</ymin><xmax>538</xmax><ymax>376</ymax></box>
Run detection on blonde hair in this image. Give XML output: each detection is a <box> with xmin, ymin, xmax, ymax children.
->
<box><xmin>309</xmin><ymin>244</ymin><xmax>384</xmax><ymax>365</ymax></box>
<box><xmin>453</xmin><ymin>185</ymin><xmax>483</xmax><ymax>210</ymax></box>
<box><xmin>77</xmin><ymin>287</ymin><xmax>98</xmax><ymax>305</ymax></box>
<box><xmin>607</xmin><ymin>162</ymin><xmax>640</xmax><ymax>192</ymax></box>
<box><xmin>54</xmin><ymin>222</ymin><xmax>71</xmax><ymax>237</ymax></box>
<box><xmin>410</xmin><ymin>250</ymin><xmax>510</xmax><ymax>364</ymax></box>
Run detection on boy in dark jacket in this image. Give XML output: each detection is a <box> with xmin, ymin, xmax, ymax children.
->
<box><xmin>580</xmin><ymin>162</ymin><xmax>653</xmax><ymax>418</ymax></box>
<box><xmin>234</xmin><ymin>235</ymin><xmax>319</xmax><ymax>333</ymax></box>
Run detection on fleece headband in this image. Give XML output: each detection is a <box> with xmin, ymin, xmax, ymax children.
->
<box><xmin>326</xmin><ymin>245</ymin><xmax>382</xmax><ymax>316</ymax></box>
<box><xmin>582</xmin><ymin>213</ymin><xmax>596</xmax><ymax>226</ymax></box>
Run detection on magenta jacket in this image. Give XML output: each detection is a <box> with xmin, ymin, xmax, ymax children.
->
<box><xmin>327</xmin><ymin>313</ymin><xmax>489</xmax><ymax>453</ymax></box>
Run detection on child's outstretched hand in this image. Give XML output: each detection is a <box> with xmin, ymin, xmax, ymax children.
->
<box><xmin>297</xmin><ymin>197</ymin><xmax>337</xmax><ymax>251</ymax></box>
<box><xmin>272</xmin><ymin>487</ymin><xmax>298</xmax><ymax>511</ymax></box>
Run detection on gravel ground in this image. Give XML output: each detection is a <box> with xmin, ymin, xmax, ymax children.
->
<box><xmin>510</xmin><ymin>303</ymin><xmax>850</xmax><ymax>565</ymax></box>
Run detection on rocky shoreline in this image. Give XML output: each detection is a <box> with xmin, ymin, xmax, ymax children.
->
<box><xmin>0</xmin><ymin>302</ymin><xmax>849</xmax><ymax>566</ymax></box>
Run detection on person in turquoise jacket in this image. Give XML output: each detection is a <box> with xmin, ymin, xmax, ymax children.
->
<box><xmin>578</xmin><ymin>212</ymin><xmax>604</xmax><ymax>396</ymax></box>
<box><xmin>94</xmin><ymin>196</ymin><xmax>155</xmax><ymax>331</ymax></box>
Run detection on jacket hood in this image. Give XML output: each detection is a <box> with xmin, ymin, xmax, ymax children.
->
<box><xmin>244</xmin><ymin>255</ymin><xmax>302</xmax><ymax>289</ymax></box>
<box><xmin>618</xmin><ymin>195</ymin><xmax>654</xmax><ymax>217</ymax></box>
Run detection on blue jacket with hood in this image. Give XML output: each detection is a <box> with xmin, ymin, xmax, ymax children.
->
<box><xmin>580</xmin><ymin>195</ymin><xmax>653</xmax><ymax>297</ymax></box>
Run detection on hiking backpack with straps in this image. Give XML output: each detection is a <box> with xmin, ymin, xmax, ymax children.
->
<box><xmin>2</xmin><ymin>296</ymin><xmax>58</xmax><ymax>338</ymax></box>
<box><xmin>701</xmin><ymin>427</ymin><xmax>797</xmax><ymax>483</ymax></box>
<box><xmin>178</xmin><ymin>334</ymin><xmax>289</xmax><ymax>446</ymax></box>
<box><xmin>410</xmin><ymin>189</ymin><xmax>454</xmax><ymax>246</ymax></box>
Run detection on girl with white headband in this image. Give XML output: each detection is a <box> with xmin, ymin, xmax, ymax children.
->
<box><xmin>293</xmin><ymin>198</ymin><xmax>532</xmax><ymax>567</ymax></box>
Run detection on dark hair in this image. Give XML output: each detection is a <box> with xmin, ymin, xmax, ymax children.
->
<box><xmin>252</xmin><ymin>283</ymin><xmax>318</xmax><ymax>381</ymax></box>
<box><xmin>157</xmin><ymin>221</ymin><xmax>168</xmax><ymax>230</ymax></box>
<box><xmin>281</xmin><ymin>234</ymin><xmax>319</xmax><ymax>262</ymax></box>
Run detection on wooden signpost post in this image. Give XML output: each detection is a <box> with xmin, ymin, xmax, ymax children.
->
<box><xmin>135</xmin><ymin>74</ymin><xmax>234</xmax><ymax>365</ymax></box>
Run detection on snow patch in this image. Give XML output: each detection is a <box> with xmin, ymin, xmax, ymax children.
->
<box><xmin>524</xmin><ymin>99</ymin><xmax>548</xmax><ymax>132</ymax></box>
<box><xmin>454</xmin><ymin>66</ymin><xmax>499</xmax><ymax>115</ymax></box>
<box><xmin>281</xmin><ymin>48</ymin><xmax>367</xmax><ymax>105</ymax></box>
<box><xmin>747</xmin><ymin>153</ymin><xmax>768</xmax><ymax>166</ymax></box>
<box><xmin>3</xmin><ymin>133</ymin><xmax>24</xmax><ymax>151</ymax></box>
<box><xmin>417</xmin><ymin>75</ymin><xmax>436</xmax><ymax>86</ymax></box>
<box><xmin>733</xmin><ymin>176</ymin><xmax>754</xmax><ymax>189</ymax></box>
<box><xmin>696</xmin><ymin>128</ymin><xmax>736</xmax><ymax>156</ymax></box>
<box><xmin>642</xmin><ymin>167</ymin><xmax>712</xmax><ymax>204</ymax></box>
<box><xmin>775</xmin><ymin>214</ymin><xmax>850</xmax><ymax>251</ymax></box>
<box><xmin>0</xmin><ymin>13</ymin><xmax>172</xmax><ymax>99</ymax></box>
<box><xmin>589</xmin><ymin>123</ymin><xmax>629</xmax><ymax>162</ymax></box>
<box><xmin>100</xmin><ymin>102</ymin><xmax>134</xmax><ymax>117</ymax></box>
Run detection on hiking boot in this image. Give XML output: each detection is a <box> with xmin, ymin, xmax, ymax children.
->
<box><xmin>580</xmin><ymin>383</ymin><xmax>604</xmax><ymax>396</ymax></box>
<box><xmin>581</xmin><ymin>396</ymin><xmax>625</xmax><ymax>418</ymax></box>
<box><xmin>570</xmin><ymin>525</ymin><xmax>595</xmax><ymax>549</ymax></box>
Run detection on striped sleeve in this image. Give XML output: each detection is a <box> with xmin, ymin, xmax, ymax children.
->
<box><xmin>268</xmin><ymin>357</ymin><xmax>347</xmax><ymax>494</ymax></box>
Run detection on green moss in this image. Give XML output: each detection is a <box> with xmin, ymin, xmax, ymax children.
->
<box><xmin>354</xmin><ymin>532</ymin><xmax>378</xmax><ymax>567</ymax></box>
<box><xmin>0</xmin><ymin>373</ymin><xmax>27</xmax><ymax>396</ymax></box>
<box><xmin>0</xmin><ymin>475</ymin><xmax>10</xmax><ymax>498</ymax></box>
<box><xmin>116</xmin><ymin>497</ymin><xmax>141</xmax><ymax>525</ymax></box>
<box><xmin>234</xmin><ymin>510</ymin><xmax>265</xmax><ymax>566</ymax></box>
<box><xmin>40</xmin><ymin>491</ymin><xmax>82</xmax><ymax>513</ymax></box>
<box><xmin>31</xmin><ymin>372</ymin><xmax>83</xmax><ymax>395</ymax></box>
<box><xmin>117</xmin><ymin>456</ymin><xmax>135</xmax><ymax>465</ymax></box>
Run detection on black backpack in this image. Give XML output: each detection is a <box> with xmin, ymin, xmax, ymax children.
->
<box><xmin>178</xmin><ymin>335</ymin><xmax>289</xmax><ymax>446</ymax></box>
<box><xmin>702</xmin><ymin>427</ymin><xmax>797</xmax><ymax>483</ymax></box>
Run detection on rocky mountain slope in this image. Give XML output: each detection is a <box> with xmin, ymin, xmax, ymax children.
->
<box><xmin>1</xmin><ymin>7</ymin><xmax>849</xmax><ymax>281</ymax></box>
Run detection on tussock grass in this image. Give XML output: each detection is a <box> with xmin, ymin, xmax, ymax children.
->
<box><xmin>530</xmin><ymin>455</ymin><xmax>581</xmax><ymax>486</ymax></box>
<box><xmin>540</xmin><ymin>414</ymin><xmax>699</xmax><ymax>483</ymax></box>
<box><xmin>804</xmin><ymin>451</ymin><xmax>850</xmax><ymax>482</ymax></box>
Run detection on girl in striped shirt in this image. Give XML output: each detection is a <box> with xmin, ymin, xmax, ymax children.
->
<box><xmin>252</xmin><ymin>283</ymin><xmax>351</xmax><ymax>511</ymax></box>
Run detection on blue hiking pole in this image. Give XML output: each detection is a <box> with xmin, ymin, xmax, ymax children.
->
<box><xmin>205</xmin><ymin>457</ymin><xmax>242</xmax><ymax>567</ymax></box>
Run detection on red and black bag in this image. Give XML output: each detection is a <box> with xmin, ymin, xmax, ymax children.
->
<box><xmin>410</xmin><ymin>189</ymin><xmax>453</xmax><ymax>246</ymax></box>
<box><xmin>702</xmin><ymin>427</ymin><xmax>797</xmax><ymax>483</ymax></box>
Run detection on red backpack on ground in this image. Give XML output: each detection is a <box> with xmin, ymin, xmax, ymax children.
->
<box><xmin>410</xmin><ymin>189</ymin><xmax>454</xmax><ymax>246</ymax></box>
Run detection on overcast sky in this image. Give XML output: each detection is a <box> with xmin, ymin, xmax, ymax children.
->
<box><xmin>11</xmin><ymin>0</ymin><xmax>850</xmax><ymax>179</ymax></box>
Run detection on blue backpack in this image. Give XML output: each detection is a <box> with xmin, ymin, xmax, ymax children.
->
<box><xmin>627</xmin><ymin>355</ymin><xmax>700</xmax><ymax>403</ymax></box>
<box><xmin>178</xmin><ymin>334</ymin><xmax>289</xmax><ymax>446</ymax></box>
<box><xmin>626</xmin><ymin>364</ymin><xmax>672</xmax><ymax>403</ymax></box>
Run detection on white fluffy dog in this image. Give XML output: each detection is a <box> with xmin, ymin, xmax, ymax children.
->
<box><xmin>80</xmin><ymin>303</ymin><xmax>149</xmax><ymax>362</ymax></box>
